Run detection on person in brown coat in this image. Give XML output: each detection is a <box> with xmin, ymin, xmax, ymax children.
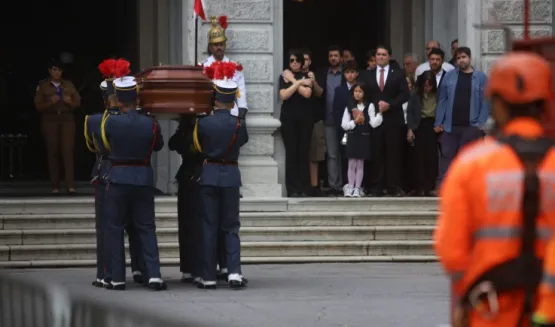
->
<box><xmin>34</xmin><ymin>60</ymin><xmax>81</xmax><ymax>194</ymax></box>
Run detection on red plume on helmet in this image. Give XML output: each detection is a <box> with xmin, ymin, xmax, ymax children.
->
<box><xmin>203</xmin><ymin>61</ymin><xmax>237</xmax><ymax>80</ymax></box>
<box><xmin>113</xmin><ymin>59</ymin><xmax>131</xmax><ymax>78</ymax></box>
<box><xmin>218</xmin><ymin>16</ymin><xmax>228</xmax><ymax>30</ymax></box>
<box><xmin>98</xmin><ymin>59</ymin><xmax>117</xmax><ymax>78</ymax></box>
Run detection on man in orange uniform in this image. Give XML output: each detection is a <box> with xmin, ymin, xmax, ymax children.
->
<box><xmin>434</xmin><ymin>51</ymin><xmax>555</xmax><ymax>327</ymax></box>
<box><xmin>533</xmin><ymin>238</ymin><xmax>555</xmax><ymax>326</ymax></box>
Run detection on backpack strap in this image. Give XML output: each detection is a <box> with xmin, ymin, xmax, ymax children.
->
<box><xmin>496</xmin><ymin>135</ymin><xmax>555</xmax><ymax>326</ymax></box>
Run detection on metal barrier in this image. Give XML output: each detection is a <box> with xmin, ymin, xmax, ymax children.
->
<box><xmin>0</xmin><ymin>273</ymin><xmax>193</xmax><ymax>327</ymax></box>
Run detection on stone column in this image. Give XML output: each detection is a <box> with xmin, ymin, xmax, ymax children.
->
<box><xmin>186</xmin><ymin>0</ymin><xmax>282</xmax><ymax>198</ymax></box>
<box><xmin>459</xmin><ymin>0</ymin><xmax>553</xmax><ymax>72</ymax></box>
<box><xmin>138</xmin><ymin>0</ymin><xmax>181</xmax><ymax>195</ymax></box>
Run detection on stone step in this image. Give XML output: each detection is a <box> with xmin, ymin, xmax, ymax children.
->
<box><xmin>0</xmin><ymin>240</ymin><xmax>434</xmax><ymax>262</ymax></box>
<box><xmin>0</xmin><ymin>211</ymin><xmax>438</xmax><ymax>230</ymax></box>
<box><xmin>0</xmin><ymin>197</ymin><xmax>438</xmax><ymax>214</ymax></box>
<box><xmin>0</xmin><ymin>255</ymin><xmax>438</xmax><ymax>268</ymax></box>
<box><xmin>0</xmin><ymin>181</ymin><xmax>95</xmax><ymax>196</ymax></box>
<box><xmin>0</xmin><ymin>226</ymin><xmax>435</xmax><ymax>246</ymax></box>
<box><xmin>286</xmin><ymin>197</ymin><xmax>438</xmax><ymax>212</ymax></box>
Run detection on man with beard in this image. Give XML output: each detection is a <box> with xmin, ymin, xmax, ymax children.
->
<box><xmin>415</xmin><ymin>40</ymin><xmax>455</xmax><ymax>79</ymax></box>
<box><xmin>202</xmin><ymin>16</ymin><xmax>248</xmax><ymax>120</ymax></box>
<box><xmin>318</xmin><ymin>45</ymin><xmax>345</xmax><ymax>196</ymax></box>
<box><xmin>434</xmin><ymin>47</ymin><xmax>489</xmax><ymax>191</ymax></box>
<box><xmin>418</xmin><ymin>48</ymin><xmax>447</xmax><ymax>88</ymax></box>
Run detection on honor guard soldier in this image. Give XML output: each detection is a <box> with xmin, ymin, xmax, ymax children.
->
<box><xmin>169</xmin><ymin>115</ymin><xmax>205</xmax><ymax>284</ymax></box>
<box><xmin>84</xmin><ymin>62</ymin><xmax>145</xmax><ymax>287</ymax></box>
<box><xmin>434</xmin><ymin>53</ymin><xmax>555</xmax><ymax>327</ymax></box>
<box><xmin>100</xmin><ymin>76</ymin><xmax>166</xmax><ymax>291</ymax></box>
<box><xmin>203</xmin><ymin>15</ymin><xmax>248</xmax><ymax>120</ymax></box>
<box><xmin>203</xmin><ymin>15</ymin><xmax>249</xmax><ymax>277</ymax></box>
<box><xmin>195</xmin><ymin>63</ymin><xmax>249</xmax><ymax>290</ymax></box>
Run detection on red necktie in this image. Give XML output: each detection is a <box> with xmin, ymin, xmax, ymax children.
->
<box><xmin>379</xmin><ymin>68</ymin><xmax>385</xmax><ymax>91</ymax></box>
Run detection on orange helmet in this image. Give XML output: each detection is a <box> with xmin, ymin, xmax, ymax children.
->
<box><xmin>485</xmin><ymin>52</ymin><xmax>552</xmax><ymax>104</ymax></box>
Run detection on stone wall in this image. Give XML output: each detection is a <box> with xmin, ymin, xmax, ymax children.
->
<box><xmin>479</xmin><ymin>0</ymin><xmax>553</xmax><ymax>71</ymax></box>
<box><xmin>195</xmin><ymin>0</ymin><xmax>283</xmax><ymax>197</ymax></box>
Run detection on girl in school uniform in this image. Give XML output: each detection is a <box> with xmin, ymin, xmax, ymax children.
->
<box><xmin>341</xmin><ymin>83</ymin><xmax>382</xmax><ymax>197</ymax></box>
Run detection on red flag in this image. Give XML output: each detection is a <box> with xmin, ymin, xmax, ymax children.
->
<box><xmin>194</xmin><ymin>0</ymin><xmax>206</xmax><ymax>20</ymax></box>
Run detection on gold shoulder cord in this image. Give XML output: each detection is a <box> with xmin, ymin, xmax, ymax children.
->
<box><xmin>83</xmin><ymin>115</ymin><xmax>96</xmax><ymax>153</ymax></box>
<box><xmin>100</xmin><ymin>110</ymin><xmax>112</xmax><ymax>152</ymax></box>
<box><xmin>192</xmin><ymin>118</ymin><xmax>203</xmax><ymax>153</ymax></box>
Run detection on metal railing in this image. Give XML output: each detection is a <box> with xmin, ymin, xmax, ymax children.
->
<box><xmin>0</xmin><ymin>273</ymin><xmax>197</xmax><ymax>327</ymax></box>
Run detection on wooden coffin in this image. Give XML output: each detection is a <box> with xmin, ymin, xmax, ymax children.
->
<box><xmin>135</xmin><ymin>65</ymin><xmax>213</xmax><ymax>120</ymax></box>
<box><xmin>513</xmin><ymin>37</ymin><xmax>555</xmax><ymax>138</ymax></box>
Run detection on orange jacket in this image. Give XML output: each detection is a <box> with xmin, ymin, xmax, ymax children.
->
<box><xmin>534</xmin><ymin>238</ymin><xmax>555</xmax><ymax>324</ymax></box>
<box><xmin>434</xmin><ymin>118</ymin><xmax>555</xmax><ymax>327</ymax></box>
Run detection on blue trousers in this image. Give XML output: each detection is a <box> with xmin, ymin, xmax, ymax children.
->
<box><xmin>104</xmin><ymin>184</ymin><xmax>161</xmax><ymax>283</ymax></box>
<box><xmin>200</xmin><ymin>186</ymin><xmax>241</xmax><ymax>282</ymax></box>
<box><xmin>95</xmin><ymin>183</ymin><xmax>145</xmax><ymax>280</ymax></box>
<box><xmin>436</xmin><ymin>126</ymin><xmax>484</xmax><ymax>188</ymax></box>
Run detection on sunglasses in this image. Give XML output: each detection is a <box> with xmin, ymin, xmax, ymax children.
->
<box><xmin>289</xmin><ymin>58</ymin><xmax>300</xmax><ymax>63</ymax></box>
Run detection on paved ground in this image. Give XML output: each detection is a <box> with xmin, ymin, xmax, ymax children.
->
<box><xmin>4</xmin><ymin>263</ymin><xmax>450</xmax><ymax>327</ymax></box>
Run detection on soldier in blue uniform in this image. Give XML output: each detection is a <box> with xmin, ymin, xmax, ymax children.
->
<box><xmin>169</xmin><ymin>115</ymin><xmax>205</xmax><ymax>284</ymax></box>
<box><xmin>194</xmin><ymin>78</ymin><xmax>249</xmax><ymax>290</ymax></box>
<box><xmin>100</xmin><ymin>76</ymin><xmax>166</xmax><ymax>291</ymax></box>
<box><xmin>84</xmin><ymin>78</ymin><xmax>145</xmax><ymax>287</ymax></box>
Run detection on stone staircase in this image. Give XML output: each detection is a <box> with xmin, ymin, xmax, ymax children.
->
<box><xmin>0</xmin><ymin>197</ymin><xmax>438</xmax><ymax>268</ymax></box>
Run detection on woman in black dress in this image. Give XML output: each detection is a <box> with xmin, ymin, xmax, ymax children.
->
<box><xmin>279</xmin><ymin>49</ymin><xmax>314</xmax><ymax>197</ymax></box>
<box><xmin>340</xmin><ymin>83</ymin><xmax>372</xmax><ymax>197</ymax></box>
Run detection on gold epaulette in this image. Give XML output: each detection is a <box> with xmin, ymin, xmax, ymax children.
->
<box><xmin>192</xmin><ymin>117</ymin><xmax>203</xmax><ymax>153</ymax></box>
<box><xmin>83</xmin><ymin>115</ymin><xmax>96</xmax><ymax>153</ymax></box>
<box><xmin>100</xmin><ymin>110</ymin><xmax>117</xmax><ymax>152</ymax></box>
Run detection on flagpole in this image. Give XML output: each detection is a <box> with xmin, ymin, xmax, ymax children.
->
<box><xmin>194</xmin><ymin>15</ymin><xmax>199</xmax><ymax>64</ymax></box>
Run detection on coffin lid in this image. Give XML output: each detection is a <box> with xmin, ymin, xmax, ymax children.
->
<box><xmin>135</xmin><ymin>65</ymin><xmax>212</xmax><ymax>90</ymax></box>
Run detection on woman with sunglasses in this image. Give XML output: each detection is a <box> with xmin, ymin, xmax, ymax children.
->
<box><xmin>279</xmin><ymin>49</ymin><xmax>314</xmax><ymax>197</ymax></box>
<box><xmin>406</xmin><ymin>70</ymin><xmax>439</xmax><ymax>196</ymax></box>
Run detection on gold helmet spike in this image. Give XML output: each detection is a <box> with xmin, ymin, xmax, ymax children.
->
<box><xmin>208</xmin><ymin>16</ymin><xmax>227</xmax><ymax>44</ymax></box>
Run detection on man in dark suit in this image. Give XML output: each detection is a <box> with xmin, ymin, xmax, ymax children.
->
<box><xmin>350</xmin><ymin>45</ymin><xmax>410</xmax><ymax>196</ymax></box>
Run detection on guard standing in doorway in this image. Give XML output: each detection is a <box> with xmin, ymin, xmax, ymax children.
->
<box><xmin>195</xmin><ymin>62</ymin><xmax>248</xmax><ymax>290</ymax></box>
<box><xmin>84</xmin><ymin>60</ymin><xmax>145</xmax><ymax>286</ymax></box>
<box><xmin>34</xmin><ymin>60</ymin><xmax>81</xmax><ymax>194</ymax></box>
<box><xmin>169</xmin><ymin>115</ymin><xmax>205</xmax><ymax>284</ymax></box>
<box><xmin>101</xmin><ymin>75</ymin><xmax>166</xmax><ymax>291</ymax></box>
<box><xmin>203</xmin><ymin>15</ymin><xmax>249</xmax><ymax>280</ymax></box>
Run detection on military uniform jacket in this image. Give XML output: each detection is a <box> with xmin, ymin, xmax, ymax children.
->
<box><xmin>197</xmin><ymin>110</ymin><xmax>249</xmax><ymax>187</ymax></box>
<box><xmin>203</xmin><ymin>55</ymin><xmax>248</xmax><ymax>110</ymax></box>
<box><xmin>102</xmin><ymin>110</ymin><xmax>164</xmax><ymax>186</ymax></box>
<box><xmin>34</xmin><ymin>79</ymin><xmax>81</xmax><ymax>121</ymax></box>
<box><xmin>168</xmin><ymin>122</ymin><xmax>205</xmax><ymax>182</ymax></box>
<box><xmin>85</xmin><ymin>108</ymin><xmax>119</xmax><ymax>181</ymax></box>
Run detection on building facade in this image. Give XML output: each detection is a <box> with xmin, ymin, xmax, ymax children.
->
<box><xmin>140</xmin><ymin>0</ymin><xmax>554</xmax><ymax>197</ymax></box>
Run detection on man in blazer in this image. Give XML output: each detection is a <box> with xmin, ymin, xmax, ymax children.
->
<box><xmin>350</xmin><ymin>45</ymin><xmax>410</xmax><ymax>196</ymax></box>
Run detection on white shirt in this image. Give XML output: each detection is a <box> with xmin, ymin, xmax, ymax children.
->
<box><xmin>415</xmin><ymin>61</ymin><xmax>454</xmax><ymax>79</ymax></box>
<box><xmin>434</xmin><ymin>70</ymin><xmax>444</xmax><ymax>87</ymax></box>
<box><xmin>203</xmin><ymin>55</ymin><xmax>248</xmax><ymax>117</ymax></box>
<box><xmin>341</xmin><ymin>103</ymin><xmax>382</xmax><ymax>131</ymax></box>
<box><xmin>376</xmin><ymin>65</ymin><xmax>389</xmax><ymax>86</ymax></box>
